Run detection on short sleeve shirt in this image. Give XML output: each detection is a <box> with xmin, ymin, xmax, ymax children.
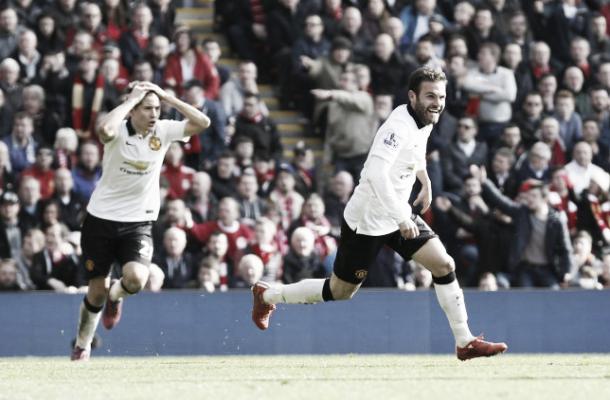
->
<box><xmin>87</xmin><ymin>119</ymin><xmax>188</xmax><ymax>222</ymax></box>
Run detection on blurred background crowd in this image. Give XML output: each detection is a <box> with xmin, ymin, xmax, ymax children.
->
<box><xmin>0</xmin><ymin>0</ymin><xmax>610</xmax><ymax>294</ymax></box>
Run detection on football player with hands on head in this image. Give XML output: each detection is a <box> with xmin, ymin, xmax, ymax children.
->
<box><xmin>71</xmin><ymin>80</ymin><xmax>210</xmax><ymax>361</ymax></box>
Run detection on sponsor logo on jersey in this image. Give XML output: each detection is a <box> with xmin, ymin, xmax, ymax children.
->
<box><xmin>123</xmin><ymin>160</ymin><xmax>150</xmax><ymax>171</ymax></box>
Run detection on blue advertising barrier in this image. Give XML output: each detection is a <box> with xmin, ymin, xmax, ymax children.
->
<box><xmin>0</xmin><ymin>289</ymin><xmax>608</xmax><ymax>356</ymax></box>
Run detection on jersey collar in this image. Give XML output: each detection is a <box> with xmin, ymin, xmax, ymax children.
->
<box><xmin>126</xmin><ymin>118</ymin><xmax>137</xmax><ymax>136</ymax></box>
<box><xmin>127</xmin><ymin>118</ymin><xmax>156</xmax><ymax>138</ymax></box>
<box><xmin>407</xmin><ymin>104</ymin><xmax>426</xmax><ymax>129</ymax></box>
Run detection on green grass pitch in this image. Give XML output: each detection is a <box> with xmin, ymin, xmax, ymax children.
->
<box><xmin>1</xmin><ymin>355</ymin><xmax>609</xmax><ymax>400</ymax></box>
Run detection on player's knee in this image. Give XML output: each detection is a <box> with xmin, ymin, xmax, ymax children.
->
<box><xmin>122</xmin><ymin>265</ymin><xmax>150</xmax><ymax>293</ymax></box>
<box><xmin>87</xmin><ymin>279</ymin><xmax>108</xmax><ymax>306</ymax></box>
<box><xmin>426</xmin><ymin>255</ymin><xmax>455</xmax><ymax>277</ymax></box>
<box><xmin>329</xmin><ymin>274</ymin><xmax>359</xmax><ymax>300</ymax></box>
<box><xmin>87</xmin><ymin>292</ymin><xmax>106</xmax><ymax>307</ymax></box>
<box><xmin>439</xmin><ymin>256</ymin><xmax>456</xmax><ymax>275</ymax></box>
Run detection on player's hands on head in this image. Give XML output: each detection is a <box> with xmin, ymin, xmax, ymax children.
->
<box><xmin>127</xmin><ymin>81</ymin><xmax>172</xmax><ymax>103</ymax></box>
<box><xmin>399</xmin><ymin>218</ymin><xmax>419</xmax><ymax>239</ymax></box>
<box><xmin>126</xmin><ymin>81</ymin><xmax>151</xmax><ymax>103</ymax></box>
<box><xmin>138</xmin><ymin>81</ymin><xmax>172</xmax><ymax>101</ymax></box>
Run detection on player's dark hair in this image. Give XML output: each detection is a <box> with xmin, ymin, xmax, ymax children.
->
<box><xmin>407</xmin><ymin>67</ymin><xmax>447</xmax><ymax>94</ymax></box>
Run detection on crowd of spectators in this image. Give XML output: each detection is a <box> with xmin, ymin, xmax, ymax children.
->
<box><xmin>1</xmin><ymin>0</ymin><xmax>610</xmax><ymax>294</ymax></box>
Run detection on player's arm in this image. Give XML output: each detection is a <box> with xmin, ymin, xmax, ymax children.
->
<box><xmin>366</xmin><ymin>155</ymin><xmax>419</xmax><ymax>239</ymax></box>
<box><xmin>141</xmin><ymin>82</ymin><xmax>211</xmax><ymax>137</ymax></box>
<box><xmin>96</xmin><ymin>82</ymin><xmax>151</xmax><ymax>143</ymax></box>
<box><xmin>367</xmin><ymin>155</ymin><xmax>421</xmax><ymax>239</ymax></box>
<box><xmin>162</xmin><ymin>95</ymin><xmax>211</xmax><ymax>137</ymax></box>
<box><xmin>413</xmin><ymin>168</ymin><xmax>432</xmax><ymax>213</ymax></box>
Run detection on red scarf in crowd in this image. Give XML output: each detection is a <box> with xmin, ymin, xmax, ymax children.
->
<box><xmin>72</xmin><ymin>74</ymin><xmax>105</xmax><ymax>137</ymax></box>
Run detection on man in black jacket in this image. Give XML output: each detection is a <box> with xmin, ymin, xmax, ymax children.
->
<box><xmin>233</xmin><ymin>92</ymin><xmax>283</xmax><ymax>163</ymax></box>
<box><xmin>0</xmin><ymin>190</ymin><xmax>24</xmax><ymax>259</ymax></box>
<box><xmin>441</xmin><ymin>116</ymin><xmax>488</xmax><ymax>195</ymax></box>
<box><xmin>472</xmin><ymin>166</ymin><xmax>573</xmax><ymax>288</ymax></box>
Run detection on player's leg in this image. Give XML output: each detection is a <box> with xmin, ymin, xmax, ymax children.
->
<box><xmin>72</xmin><ymin>214</ymin><xmax>115</xmax><ymax>360</ymax></box>
<box><xmin>104</xmin><ymin>222</ymin><xmax>153</xmax><ymax>329</ymax></box>
<box><xmin>410</xmin><ymin>237</ymin><xmax>507</xmax><ymax>360</ymax></box>
<box><xmin>410</xmin><ymin>237</ymin><xmax>475</xmax><ymax>346</ymax></box>
<box><xmin>251</xmin><ymin>218</ymin><xmax>385</xmax><ymax>330</ymax></box>
<box><xmin>109</xmin><ymin>261</ymin><xmax>151</xmax><ymax>299</ymax></box>
<box><xmin>72</xmin><ymin>276</ymin><xmax>109</xmax><ymax>361</ymax></box>
<box><xmin>260</xmin><ymin>272</ymin><xmax>360</xmax><ymax>306</ymax></box>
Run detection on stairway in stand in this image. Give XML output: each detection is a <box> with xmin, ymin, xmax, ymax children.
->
<box><xmin>175</xmin><ymin>0</ymin><xmax>324</xmax><ymax>163</ymax></box>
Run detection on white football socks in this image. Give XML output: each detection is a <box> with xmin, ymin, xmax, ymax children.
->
<box><xmin>434</xmin><ymin>279</ymin><xmax>476</xmax><ymax>348</ymax></box>
<box><xmin>263</xmin><ymin>279</ymin><xmax>325</xmax><ymax>305</ymax></box>
<box><xmin>75</xmin><ymin>302</ymin><xmax>101</xmax><ymax>350</ymax></box>
<box><xmin>108</xmin><ymin>279</ymin><xmax>132</xmax><ymax>302</ymax></box>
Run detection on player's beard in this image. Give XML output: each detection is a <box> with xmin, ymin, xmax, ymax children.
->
<box><xmin>413</xmin><ymin>100</ymin><xmax>443</xmax><ymax>126</ymax></box>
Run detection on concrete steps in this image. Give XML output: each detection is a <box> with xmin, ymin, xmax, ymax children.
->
<box><xmin>176</xmin><ymin>1</ymin><xmax>321</xmax><ymax>160</ymax></box>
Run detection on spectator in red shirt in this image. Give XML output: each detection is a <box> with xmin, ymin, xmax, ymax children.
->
<box><xmin>21</xmin><ymin>146</ymin><xmax>55</xmax><ymax>200</ymax></box>
<box><xmin>288</xmin><ymin>193</ymin><xmax>337</xmax><ymax>262</ymax></box>
<box><xmin>163</xmin><ymin>25</ymin><xmax>220</xmax><ymax>99</ymax></box>
<box><xmin>185</xmin><ymin>197</ymin><xmax>254</xmax><ymax>266</ymax></box>
<box><xmin>537</xmin><ymin>116</ymin><xmax>567</xmax><ymax>168</ymax></box>
<box><xmin>161</xmin><ymin>142</ymin><xmax>195</xmax><ymax>199</ymax></box>
<box><xmin>248</xmin><ymin>217</ymin><xmax>282</xmax><ymax>283</ymax></box>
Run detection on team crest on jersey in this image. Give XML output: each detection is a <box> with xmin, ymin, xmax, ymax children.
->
<box><xmin>85</xmin><ymin>259</ymin><xmax>95</xmax><ymax>271</ymax></box>
<box><xmin>149</xmin><ymin>135</ymin><xmax>162</xmax><ymax>151</ymax></box>
<box><xmin>383</xmin><ymin>131</ymin><xmax>399</xmax><ymax>149</ymax></box>
<box><xmin>355</xmin><ymin>269</ymin><xmax>368</xmax><ymax>280</ymax></box>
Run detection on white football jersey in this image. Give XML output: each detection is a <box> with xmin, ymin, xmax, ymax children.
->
<box><xmin>87</xmin><ymin>119</ymin><xmax>188</xmax><ymax>222</ymax></box>
<box><xmin>344</xmin><ymin>105</ymin><xmax>432</xmax><ymax>235</ymax></box>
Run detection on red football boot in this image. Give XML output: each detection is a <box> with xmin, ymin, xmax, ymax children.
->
<box><xmin>251</xmin><ymin>282</ymin><xmax>276</xmax><ymax>330</ymax></box>
<box><xmin>70</xmin><ymin>346</ymin><xmax>90</xmax><ymax>361</ymax></box>
<box><xmin>457</xmin><ymin>336</ymin><xmax>508</xmax><ymax>361</ymax></box>
<box><xmin>102</xmin><ymin>290</ymin><xmax>123</xmax><ymax>330</ymax></box>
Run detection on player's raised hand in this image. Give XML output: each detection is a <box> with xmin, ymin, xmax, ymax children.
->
<box><xmin>126</xmin><ymin>81</ymin><xmax>150</xmax><ymax>103</ymax></box>
<box><xmin>138</xmin><ymin>81</ymin><xmax>172</xmax><ymax>101</ymax></box>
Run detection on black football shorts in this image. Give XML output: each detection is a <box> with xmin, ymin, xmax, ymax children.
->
<box><xmin>333</xmin><ymin>215</ymin><xmax>437</xmax><ymax>284</ymax></box>
<box><xmin>80</xmin><ymin>213</ymin><xmax>154</xmax><ymax>280</ymax></box>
